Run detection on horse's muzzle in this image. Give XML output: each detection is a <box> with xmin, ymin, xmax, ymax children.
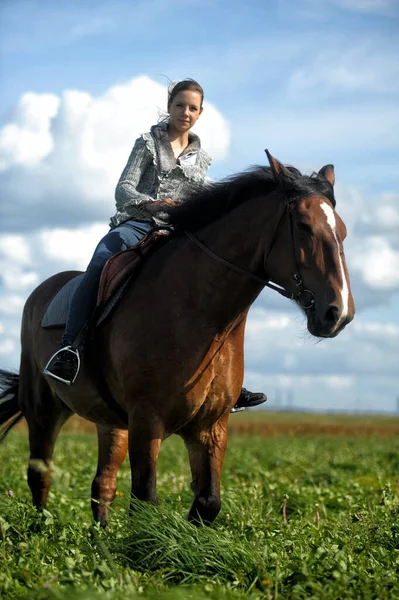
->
<box><xmin>307</xmin><ymin>304</ymin><xmax>355</xmax><ymax>338</ymax></box>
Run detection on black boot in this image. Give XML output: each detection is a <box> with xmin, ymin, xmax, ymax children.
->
<box><xmin>231</xmin><ymin>387</ymin><xmax>267</xmax><ymax>413</ymax></box>
<box><xmin>43</xmin><ymin>346</ymin><xmax>80</xmax><ymax>385</ymax></box>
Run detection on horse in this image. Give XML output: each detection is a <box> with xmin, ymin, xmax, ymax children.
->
<box><xmin>0</xmin><ymin>152</ymin><xmax>355</xmax><ymax>527</ymax></box>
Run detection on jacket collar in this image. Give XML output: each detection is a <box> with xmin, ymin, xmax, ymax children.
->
<box><xmin>150</xmin><ymin>122</ymin><xmax>201</xmax><ymax>174</ymax></box>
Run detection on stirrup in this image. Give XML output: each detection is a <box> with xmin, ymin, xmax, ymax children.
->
<box><xmin>43</xmin><ymin>346</ymin><xmax>81</xmax><ymax>385</ymax></box>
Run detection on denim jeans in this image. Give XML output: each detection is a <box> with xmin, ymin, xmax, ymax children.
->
<box><xmin>62</xmin><ymin>220</ymin><xmax>153</xmax><ymax>345</ymax></box>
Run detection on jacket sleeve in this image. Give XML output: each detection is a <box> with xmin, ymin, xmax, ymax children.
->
<box><xmin>114</xmin><ymin>137</ymin><xmax>155</xmax><ymax>211</ymax></box>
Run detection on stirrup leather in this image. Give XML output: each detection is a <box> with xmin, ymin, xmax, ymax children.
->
<box><xmin>43</xmin><ymin>346</ymin><xmax>81</xmax><ymax>385</ymax></box>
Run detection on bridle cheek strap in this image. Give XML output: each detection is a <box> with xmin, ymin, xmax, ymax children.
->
<box><xmin>284</xmin><ymin>206</ymin><xmax>315</xmax><ymax>310</ymax></box>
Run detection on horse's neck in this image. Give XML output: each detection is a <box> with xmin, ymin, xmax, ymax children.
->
<box><xmin>166</xmin><ymin>193</ymin><xmax>281</xmax><ymax>328</ymax></box>
<box><xmin>199</xmin><ymin>192</ymin><xmax>280</xmax><ymax>278</ymax></box>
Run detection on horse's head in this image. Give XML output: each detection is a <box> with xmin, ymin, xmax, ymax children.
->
<box><xmin>265</xmin><ymin>151</ymin><xmax>355</xmax><ymax>338</ymax></box>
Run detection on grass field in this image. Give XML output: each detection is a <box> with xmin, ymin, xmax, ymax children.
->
<box><xmin>1</xmin><ymin>412</ymin><xmax>398</xmax><ymax>599</ymax></box>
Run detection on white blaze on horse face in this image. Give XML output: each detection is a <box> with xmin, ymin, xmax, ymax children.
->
<box><xmin>320</xmin><ymin>202</ymin><xmax>349</xmax><ymax>325</ymax></box>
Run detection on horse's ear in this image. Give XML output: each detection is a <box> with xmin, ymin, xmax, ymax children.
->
<box><xmin>318</xmin><ymin>164</ymin><xmax>335</xmax><ymax>187</ymax></box>
<box><xmin>265</xmin><ymin>149</ymin><xmax>294</xmax><ymax>186</ymax></box>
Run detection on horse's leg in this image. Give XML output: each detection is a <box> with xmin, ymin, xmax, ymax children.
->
<box><xmin>128</xmin><ymin>411</ymin><xmax>164</xmax><ymax>505</ymax></box>
<box><xmin>91</xmin><ymin>426</ymin><xmax>128</xmax><ymax>528</ymax></box>
<box><xmin>182</xmin><ymin>414</ymin><xmax>229</xmax><ymax>525</ymax></box>
<box><xmin>23</xmin><ymin>374</ymin><xmax>72</xmax><ymax>510</ymax></box>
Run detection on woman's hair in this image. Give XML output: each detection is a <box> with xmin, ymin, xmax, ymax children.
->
<box><xmin>167</xmin><ymin>79</ymin><xmax>204</xmax><ymax>110</ymax></box>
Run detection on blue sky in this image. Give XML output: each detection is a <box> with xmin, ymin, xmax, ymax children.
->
<box><xmin>0</xmin><ymin>0</ymin><xmax>398</xmax><ymax>412</ymax></box>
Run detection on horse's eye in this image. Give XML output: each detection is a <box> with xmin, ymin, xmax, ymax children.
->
<box><xmin>298</xmin><ymin>222</ymin><xmax>313</xmax><ymax>235</ymax></box>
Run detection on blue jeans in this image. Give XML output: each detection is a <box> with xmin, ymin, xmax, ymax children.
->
<box><xmin>62</xmin><ymin>220</ymin><xmax>154</xmax><ymax>345</ymax></box>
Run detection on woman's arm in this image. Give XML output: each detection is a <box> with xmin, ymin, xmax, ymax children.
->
<box><xmin>115</xmin><ymin>137</ymin><xmax>182</xmax><ymax>217</ymax></box>
<box><xmin>114</xmin><ymin>137</ymin><xmax>155</xmax><ymax>211</ymax></box>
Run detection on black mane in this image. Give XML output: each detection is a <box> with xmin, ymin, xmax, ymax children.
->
<box><xmin>168</xmin><ymin>165</ymin><xmax>336</xmax><ymax>231</ymax></box>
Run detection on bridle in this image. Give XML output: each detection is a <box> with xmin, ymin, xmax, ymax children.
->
<box><xmin>184</xmin><ymin>199</ymin><xmax>315</xmax><ymax>311</ymax></box>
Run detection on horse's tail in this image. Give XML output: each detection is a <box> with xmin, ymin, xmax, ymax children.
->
<box><xmin>0</xmin><ymin>369</ymin><xmax>23</xmax><ymax>442</ymax></box>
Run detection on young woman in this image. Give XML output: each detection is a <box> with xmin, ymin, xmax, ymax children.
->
<box><xmin>44</xmin><ymin>79</ymin><xmax>266</xmax><ymax>410</ymax></box>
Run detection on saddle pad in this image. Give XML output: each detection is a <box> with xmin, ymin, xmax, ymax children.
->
<box><xmin>41</xmin><ymin>273</ymin><xmax>84</xmax><ymax>329</ymax></box>
<box><xmin>41</xmin><ymin>230</ymin><xmax>171</xmax><ymax>330</ymax></box>
<box><xmin>41</xmin><ymin>272</ymin><xmax>127</xmax><ymax>330</ymax></box>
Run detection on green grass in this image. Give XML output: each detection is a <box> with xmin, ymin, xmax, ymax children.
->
<box><xmin>234</xmin><ymin>410</ymin><xmax>399</xmax><ymax>425</ymax></box>
<box><xmin>1</xmin><ymin>429</ymin><xmax>399</xmax><ymax>599</ymax></box>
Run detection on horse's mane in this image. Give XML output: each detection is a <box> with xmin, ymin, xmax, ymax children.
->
<box><xmin>168</xmin><ymin>165</ymin><xmax>336</xmax><ymax>232</ymax></box>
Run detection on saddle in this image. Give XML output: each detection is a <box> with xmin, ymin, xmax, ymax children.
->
<box><xmin>41</xmin><ymin>229</ymin><xmax>171</xmax><ymax>330</ymax></box>
<box><xmin>97</xmin><ymin>229</ymin><xmax>170</xmax><ymax>306</ymax></box>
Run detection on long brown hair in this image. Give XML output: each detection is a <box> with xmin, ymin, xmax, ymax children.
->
<box><xmin>167</xmin><ymin>79</ymin><xmax>204</xmax><ymax>111</ymax></box>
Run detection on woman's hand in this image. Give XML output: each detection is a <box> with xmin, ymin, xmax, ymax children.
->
<box><xmin>160</xmin><ymin>198</ymin><xmax>182</xmax><ymax>208</ymax></box>
<box><xmin>146</xmin><ymin>198</ymin><xmax>180</xmax><ymax>214</ymax></box>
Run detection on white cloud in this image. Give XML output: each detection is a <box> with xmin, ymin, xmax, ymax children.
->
<box><xmin>0</xmin><ymin>339</ymin><xmax>16</xmax><ymax>356</ymax></box>
<box><xmin>262</xmin><ymin>374</ymin><xmax>355</xmax><ymax>390</ymax></box>
<box><xmin>0</xmin><ymin>234</ymin><xmax>32</xmax><ymax>264</ymax></box>
<box><xmin>375</xmin><ymin>204</ymin><xmax>399</xmax><ymax>229</ymax></box>
<box><xmin>324</xmin><ymin>375</ymin><xmax>354</xmax><ymax>388</ymax></box>
<box><xmin>40</xmin><ymin>223</ymin><xmax>109</xmax><ymax>271</ymax></box>
<box><xmin>0</xmin><ymin>76</ymin><xmax>230</xmax><ymax>232</ymax></box>
<box><xmin>1</xmin><ymin>271</ymin><xmax>38</xmax><ymax>292</ymax></box>
<box><xmin>244</xmin><ymin>304</ymin><xmax>399</xmax><ymax>379</ymax></box>
<box><xmin>358</xmin><ymin>193</ymin><xmax>399</xmax><ymax>235</ymax></box>
<box><xmin>352</xmin><ymin>320</ymin><xmax>399</xmax><ymax>338</ymax></box>
<box><xmin>0</xmin><ymin>93</ymin><xmax>59</xmax><ymax>170</ymax></box>
<box><xmin>0</xmin><ymin>295</ymin><xmax>25</xmax><ymax>315</ymax></box>
<box><xmin>0</xmin><ymin>233</ymin><xmax>38</xmax><ymax>291</ymax></box>
<box><xmin>245</xmin><ymin>369</ymin><xmax>397</xmax><ymax>412</ymax></box>
<box><xmin>351</xmin><ymin>237</ymin><xmax>399</xmax><ymax>290</ymax></box>
<box><xmin>246</xmin><ymin>310</ymin><xmax>292</xmax><ymax>332</ymax></box>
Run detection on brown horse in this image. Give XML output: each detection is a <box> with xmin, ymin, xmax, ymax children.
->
<box><xmin>0</xmin><ymin>152</ymin><xmax>355</xmax><ymax>527</ymax></box>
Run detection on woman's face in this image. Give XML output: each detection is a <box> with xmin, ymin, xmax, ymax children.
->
<box><xmin>168</xmin><ymin>90</ymin><xmax>203</xmax><ymax>133</ymax></box>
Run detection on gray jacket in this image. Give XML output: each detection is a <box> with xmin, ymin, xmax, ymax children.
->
<box><xmin>110</xmin><ymin>123</ymin><xmax>212</xmax><ymax>228</ymax></box>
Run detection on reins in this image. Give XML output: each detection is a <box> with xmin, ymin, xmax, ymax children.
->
<box><xmin>184</xmin><ymin>201</ymin><xmax>315</xmax><ymax>311</ymax></box>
